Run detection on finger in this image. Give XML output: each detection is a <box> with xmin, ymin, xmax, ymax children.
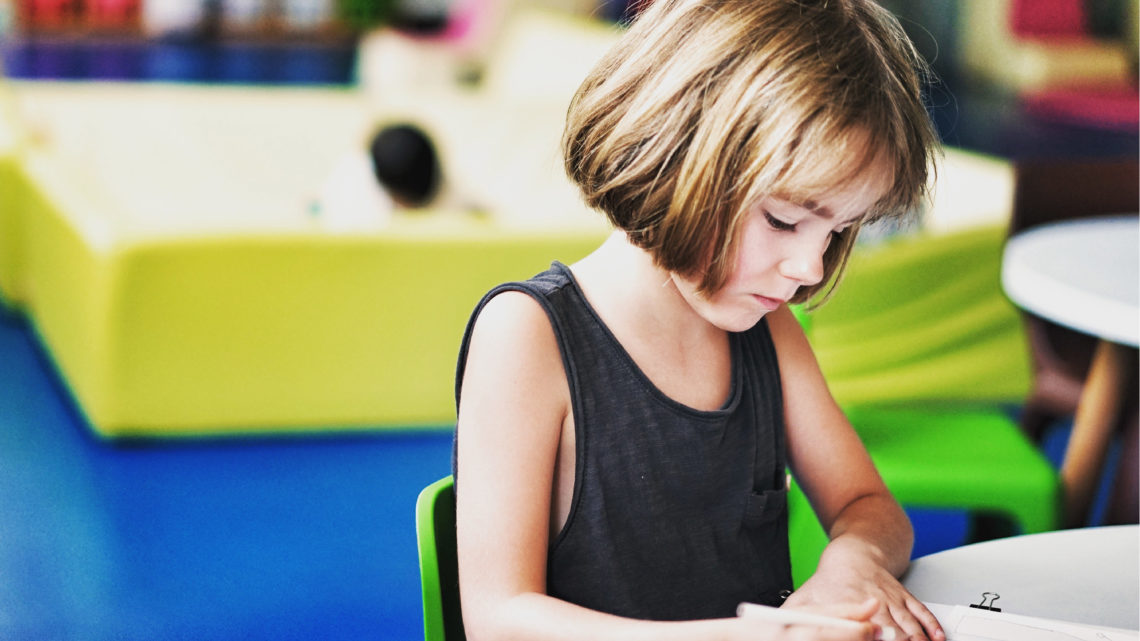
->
<box><xmin>905</xmin><ymin>598</ymin><xmax>946</xmax><ymax>641</ymax></box>
<box><xmin>885</xmin><ymin>601</ymin><xmax>927</xmax><ymax>641</ymax></box>
<box><xmin>868</xmin><ymin>610</ymin><xmax>902</xmax><ymax>641</ymax></box>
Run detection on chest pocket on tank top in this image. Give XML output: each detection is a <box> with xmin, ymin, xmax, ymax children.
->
<box><xmin>742</xmin><ymin>486</ymin><xmax>788</xmax><ymax>528</ymax></box>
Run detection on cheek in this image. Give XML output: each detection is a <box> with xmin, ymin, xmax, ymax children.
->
<box><xmin>729</xmin><ymin>224</ymin><xmax>779</xmax><ymax>280</ymax></box>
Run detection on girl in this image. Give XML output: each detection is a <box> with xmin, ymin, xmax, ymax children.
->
<box><xmin>453</xmin><ymin>0</ymin><xmax>945</xmax><ymax>639</ymax></box>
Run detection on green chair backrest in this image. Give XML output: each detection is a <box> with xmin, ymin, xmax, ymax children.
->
<box><xmin>416</xmin><ymin>476</ymin><xmax>466</xmax><ymax>641</ymax></box>
<box><xmin>787</xmin><ymin>225</ymin><xmax>1058</xmax><ymax>586</ymax></box>
<box><xmin>802</xmin><ymin>225</ymin><xmax>1032</xmax><ymax>406</ymax></box>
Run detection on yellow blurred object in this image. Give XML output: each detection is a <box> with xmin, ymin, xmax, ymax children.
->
<box><xmin>0</xmin><ymin>81</ymin><xmax>608</xmax><ymax>438</ymax></box>
<box><xmin>958</xmin><ymin>0</ymin><xmax>1133</xmax><ymax>91</ymax></box>
<box><xmin>923</xmin><ymin>147</ymin><xmax>1014</xmax><ymax>236</ymax></box>
<box><xmin>0</xmin><ymin>76</ymin><xmax>27</xmax><ymax>306</ymax></box>
<box><xmin>810</xmin><ymin>225</ymin><xmax>1034</xmax><ymax>406</ymax></box>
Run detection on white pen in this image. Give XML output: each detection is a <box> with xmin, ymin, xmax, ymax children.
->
<box><xmin>737</xmin><ymin>602</ymin><xmax>898</xmax><ymax>641</ymax></box>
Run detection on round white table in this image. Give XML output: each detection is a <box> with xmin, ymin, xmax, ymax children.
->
<box><xmin>1002</xmin><ymin>214</ymin><xmax>1139</xmax><ymax>526</ymax></box>
<box><xmin>1002</xmin><ymin>214</ymin><xmax>1138</xmax><ymax>347</ymax></box>
<box><xmin>903</xmin><ymin>525</ymin><xmax>1140</xmax><ymax>631</ymax></box>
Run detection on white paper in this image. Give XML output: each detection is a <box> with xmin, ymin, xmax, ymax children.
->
<box><xmin>926</xmin><ymin>603</ymin><xmax>1139</xmax><ymax>641</ymax></box>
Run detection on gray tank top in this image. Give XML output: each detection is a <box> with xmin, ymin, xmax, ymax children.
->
<box><xmin>454</xmin><ymin>262</ymin><xmax>793</xmax><ymax>620</ymax></box>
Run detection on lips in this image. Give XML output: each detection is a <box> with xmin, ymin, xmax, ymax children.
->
<box><xmin>753</xmin><ymin>294</ymin><xmax>785</xmax><ymax>311</ymax></box>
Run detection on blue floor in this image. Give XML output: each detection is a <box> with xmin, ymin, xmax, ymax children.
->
<box><xmin>0</xmin><ymin>308</ymin><xmax>455</xmax><ymax>641</ymax></box>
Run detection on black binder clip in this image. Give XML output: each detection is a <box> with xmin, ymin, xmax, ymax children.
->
<box><xmin>969</xmin><ymin>592</ymin><xmax>1002</xmax><ymax>612</ymax></box>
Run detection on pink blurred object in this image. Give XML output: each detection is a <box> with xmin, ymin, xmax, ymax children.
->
<box><xmin>22</xmin><ymin>0</ymin><xmax>79</xmax><ymax>28</ymax></box>
<box><xmin>438</xmin><ymin>0</ymin><xmax>481</xmax><ymax>42</ymax></box>
<box><xmin>89</xmin><ymin>0</ymin><xmax>140</xmax><ymax>28</ymax></box>
<box><xmin>1010</xmin><ymin>0</ymin><xmax>1088</xmax><ymax>38</ymax></box>
<box><xmin>1022</xmin><ymin>84</ymin><xmax>1140</xmax><ymax>132</ymax></box>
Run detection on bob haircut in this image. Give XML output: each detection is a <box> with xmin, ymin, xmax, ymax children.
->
<box><xmin>563</xmin><ymin>0</ymin><xmax>940</xmax><ymax>303</ymax></box>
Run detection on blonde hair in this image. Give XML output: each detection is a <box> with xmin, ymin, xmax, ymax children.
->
<box><xmin>563</xmin><ymin>0</ymin><xmax>940</xmax><ymax>302</ymax></box>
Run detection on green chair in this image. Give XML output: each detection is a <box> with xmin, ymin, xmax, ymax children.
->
<box><xmin>787</xmin><ymin>226</ymin><xmax>1061</xmax><ymax>586</ymax></box>
<box><xmin>805</xmin><ymin>225</ymin><xmax>1035</xmax><ymax>405</ymax></box>
<box><xmin>416</xmin><ymin>476</ymin><xmax>466</xmax><ymax>641</ymax></box>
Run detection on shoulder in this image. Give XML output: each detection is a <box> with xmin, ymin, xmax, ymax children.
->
<box><xmin>460</xmin><ymin>288</ymin><xmax>569</xmax><ymax>417</ymax></box>
<box><xmin>762</xmin><ymin>304</ymin><xmax>834</xmax><ymax>411</ymax></box>
<box><xmin>456</xmin><ymin>287</ymin><xmax>571</xmax><ymax>487</ymax></box>
<box><xmin>469</xmin><ymin>289</ymin><xmax>559</xmax><ymax>355</ymax></box>
<box><xmin>462</xmin><ymin>264</ymin><xmax>572</xmax><ymax>361</ymax></box>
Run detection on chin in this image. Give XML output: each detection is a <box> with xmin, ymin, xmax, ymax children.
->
<box><xmin>715</xmin><ymin>311</ymin><xmax>769</xmax><ymax>333</ymax></box>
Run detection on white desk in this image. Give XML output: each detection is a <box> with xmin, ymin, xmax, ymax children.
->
<box><xmin>903</xmin><ymin>525</ymin><xmax>1140</xmax><ymax>631</ymax></box>
<box><xmin>1002</xmin><ymin>215</ymin><xmax>1138</xmax><ymax>347</ymax></box>
<box><xmin>1002</xmin><ymin>214</ymin><xmax>1140</xmax><ymax>526</ymax></box>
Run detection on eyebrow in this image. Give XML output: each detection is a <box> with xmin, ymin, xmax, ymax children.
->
<box><xmin>799</xmin><ymin>198</ymin><xmax>867</xmax><ymax>229</ymax></box>
<box><xmin>770</xmin><ymin>193</ymin><xmax>862</xmax><ymax>226</ymax></box>
<box><xmin>799</xmin><ymin>199</ymin><xmax>835</xmax><ymax>219</ymax></box>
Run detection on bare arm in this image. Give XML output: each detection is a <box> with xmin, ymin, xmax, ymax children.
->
<box><xmin>454</xmin><ymin>293</ymin><xmax>876</xmax><ymax>641</ymax></box>
<box><xmin>768</xmin><ymin>305</ymin><xmax>945</xmax><ymax>641</ymax></box>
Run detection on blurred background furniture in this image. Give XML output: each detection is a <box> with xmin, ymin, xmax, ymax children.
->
<box><xmin>799</xmin><ymin>226</ymin><xmax>1033</xmax><ymax>406</ymax></box>
<box><xmin>1007</xmin><ymin>159</ymin><xmax>1138</xmax><ymax>436</ymax></box>
<box><xmin>1007</xmin><ymin>158</ymin><xmax>1138</xmax><ymax>528</ymax></box>
<box><xmin>0</xmin><ymin>81</ymin><xmax>607</xmax><ymax>438</ymax></box>
<box><xmin>958</xmin><ymin>0</ymin><xmax>1136</xmax><ymax>93</ymax></box>
<box><xmin>1002</xmin><ymin>210</ymin><xmax>1139</xmax><ymax>528</ymax></box>
<box><xmin>787</xmin><ymin>225</ymin><xmax>1060</xmax><ymax>586</ymax></box>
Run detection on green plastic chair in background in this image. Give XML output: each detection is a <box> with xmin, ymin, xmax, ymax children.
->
<box><xmin>806</xmin><ymin>225</ymin><xmax>1034</xmax><ymax>405</ymax></box>
<box><xmin>416</xmin><ymin>476</ymin><xmax>466</xmax><ymax>641</ymax></box>
<box><xmin>787</xmin><ymin>225</ymin><xmax>1060</xmax><ymax>586</ymax></box>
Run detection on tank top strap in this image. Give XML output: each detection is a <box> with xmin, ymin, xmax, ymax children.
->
<box><xmin>453</xmin><ymin>262</ymin><xmax>578</xmax><ymax>415</ymax></box>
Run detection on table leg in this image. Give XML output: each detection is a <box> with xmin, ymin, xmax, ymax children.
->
<box><xmin>1060</xmin><ymin>340</ymin><xmax>1132</xmax><ymax>527</ymax></box>
<box><xmin>1105</xmin><ymin>404</ymin><xmax>1138</xmax><ymax>524</ymax></box>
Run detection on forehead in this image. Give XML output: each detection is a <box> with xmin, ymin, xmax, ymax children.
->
<box><xmin>774</xmin><ymin>153</ymin><xmax>895</xmax><ymax>222</ymax></box>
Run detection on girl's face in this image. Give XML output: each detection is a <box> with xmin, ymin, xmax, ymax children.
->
<box><xmin>671</xmin><ymin>166</ymin><xmax>892</xmax><ymax>333</ymax></box>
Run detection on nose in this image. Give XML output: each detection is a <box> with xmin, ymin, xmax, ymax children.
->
<box><xmin>778</xmin><ymin>238</ymin><xmax>826</xmax><ymax>287</ymax></box>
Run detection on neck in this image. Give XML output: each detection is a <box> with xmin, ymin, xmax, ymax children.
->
<box><xmin>572</xmin><ymin>231</ymin><xmax>723</xmax><ymax>343</ymax></box>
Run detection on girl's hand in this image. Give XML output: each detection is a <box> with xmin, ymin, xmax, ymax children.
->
<box><xmin>786</xmin><ymin>551</ymin><xmax>944</xmax><ymax>641</ymax></box>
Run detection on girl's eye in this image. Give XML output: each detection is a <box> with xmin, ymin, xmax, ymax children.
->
<box><xmin>764</xmin><ymin>211</ymin><xmax>796</xmax><ymax>232</ymax></box>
